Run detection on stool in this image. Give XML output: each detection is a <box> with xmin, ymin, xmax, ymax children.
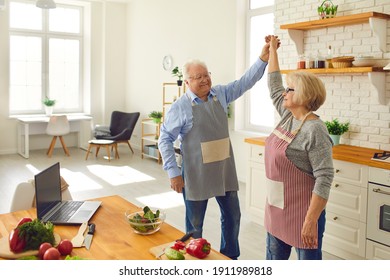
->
<box><xmin>85</xmin><ymin>139</ymin><xmax>119</xmax><ymax>161</ymax></box>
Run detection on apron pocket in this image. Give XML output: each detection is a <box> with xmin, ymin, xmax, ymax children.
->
<box><xmin>200</xmin><ymin>137</ymin><xmax>230</xmax><ymax>164</ymax></box>
<box><xmin>265</xmin><ymin>177</ymin><xmax>285</xmax><ymax>209</ymax></box>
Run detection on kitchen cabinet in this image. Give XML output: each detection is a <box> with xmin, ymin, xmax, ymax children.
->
<box><xmin>280</xmin><ymin>12</ymin><xmax>390</xmax><ymax>105</ymax></box>
<box><xmin>366</xmin><ymin>240</ymin><xmax>390</xmax><ymax>260</ymax></box>
<box><xmin>245</xmin><ymin>143</ymin><xmax>266</xmax><ymax>225</ymax></box>
<box><xmin>322</xmin><ymin>160</ymin><xmax>368</xmax><ymax>260</ymax></box>
<box><xmin>141</xmin><ymin>119</ymin><xmax>161</xmax><ymax>163</ymax></box>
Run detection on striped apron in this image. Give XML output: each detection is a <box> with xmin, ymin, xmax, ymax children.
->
<box><xmin>264</xmin><ymin>112</ymin><xmax>316</xmax><ymax>249</ymax></box>
<box><xmin>181</xmin><ymin>94</ymin><xmax>239</xmax><ymax>201</ymax></box>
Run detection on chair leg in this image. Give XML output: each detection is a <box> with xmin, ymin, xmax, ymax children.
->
<box><xmin>126</xmin><ymin>141</ymin><xmax>134</xmax><ymax>153</ymax></box>
<box><xmin>59</xmin><ymin>136</ymin><xmax>70</xmax><ymax>156</ymax></box>
<box><xmin>47</xmin><ymin>136</ymin><xmax>57</xmax><ymax>157</ymax></box>
<box><xmin>85</xmin><ymin>144</ymin><xmax>93</xmax><ymax>160</ymax></box>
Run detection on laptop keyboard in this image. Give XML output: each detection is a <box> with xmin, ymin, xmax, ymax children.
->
<box><xmin>49</xmin><ymin>201</ymin><xmax>83</xmax><ymax>221</ymax></box>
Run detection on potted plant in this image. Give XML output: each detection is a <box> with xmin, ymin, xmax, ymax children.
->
<box><xmin>43</xmin><ymin>96</ymin><xmax>56</xmax><ymax>116</ymax></box>
<box><xmin>324</xmin><ymin>118</ymin><xmax>349</xmax><ymax>145</ymax></box>
<box><xmin>171</xmin><ymin>66</ymin><xmax>183</xmax><ymax>86</ymax></box>
<box><xmin>148</xmin><ymin>111</ymin><xmax>163</xmax><ymax>124</ymax></box>
<box><xmin>318</xmin><ymin>0</ymin><xmax>338</xmax><ymax>19</ymax></box>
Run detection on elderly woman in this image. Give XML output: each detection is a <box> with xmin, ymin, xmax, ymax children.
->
<box><xmin>264</xmin><ymin>35</ymin><xmax>334</xmax><ymax>260</ymax></box>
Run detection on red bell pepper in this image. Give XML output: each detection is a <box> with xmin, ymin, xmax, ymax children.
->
<box><xmin>171</xmin><ymin>240</ymin><xmax>186</xmax><ymax>251</ymax></box>
<box><xmin>186</xmin><ymin>238</ymin><xmax>211</xmax><ymax>259</ymax></box>
<box><xmin>9</xmin><ymin>217</ymin><xmax>32</xmax><ymax>253</ymax></box>
<box><xmin>17</xmin><ymin>217</ymin><xmax>32</xmax><ymax>227</ymax></box>
<box><xmin>9</xmin><ymin>228</ymin><xmax>26</xmax><ymax>253</ymax></box>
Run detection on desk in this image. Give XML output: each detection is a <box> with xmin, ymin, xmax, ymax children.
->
<box><xmin>15</xmin><ymin>115</ymin><xmax>93</xmax><ymax>158</ymax></box>
<box><xmin>0</xmin><ymin>195</ymin><xmax>229</xmax><ymax>260</ymax></box>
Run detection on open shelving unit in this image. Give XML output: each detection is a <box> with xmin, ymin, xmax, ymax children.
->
<box><xmin>279</xmin><ymin>12</ymin><xmax>390</xmax><ymax>104</ymax></box>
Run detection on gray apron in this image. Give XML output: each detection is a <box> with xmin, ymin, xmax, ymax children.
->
<box><xmin>181</xmin><ymin>94</ymin><xmax>239</xmax><ymax>201</ymax></box>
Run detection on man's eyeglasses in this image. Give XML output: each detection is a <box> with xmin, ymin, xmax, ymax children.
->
<box><xmin>285</xmin><ymin>87</ymin><xmax>295</xmax><ymax>94</ymax></box>
<box><xmin>189</xmin><ymin>72</ymin><xmax>211</xmax><ymax>81</ymax></box>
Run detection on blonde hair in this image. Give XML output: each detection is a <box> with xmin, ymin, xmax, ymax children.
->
<box><xmin>183</xmin><ymin>59</ymin><xmax>208</xmax><ymax>80</ymax></box>
<box><xmin>286</xmin><ymin>71</ymin><xmax>326</xmax><ymax>111</ymax></box>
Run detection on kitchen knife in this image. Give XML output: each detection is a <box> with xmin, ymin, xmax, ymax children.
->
<box><xmin>84</xmin><ymin>223</ymin><xmax>95</xmax><ymax>250</ymax></box>
<box><xmin>71</xmin><ymin>222</ymin><xmax>88</xmax><ymax>247</ymax></box>
<box><xmin>155</xmin><ymin>231</ymin><xmax>194</xmax><ymax>259</ymax></box>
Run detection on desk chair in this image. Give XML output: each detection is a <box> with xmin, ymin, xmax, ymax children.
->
<box><xmin>46</xmin><ymin>115</ymin><xmax>70</xmax><ymax>157</ymax></box>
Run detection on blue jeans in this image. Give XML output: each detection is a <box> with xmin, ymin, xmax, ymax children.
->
<box><xmin>182</xmin><ymin>189</ymin><xmax>241</xmax><ymax>259</ymax></box>
<box><xmin>266</xmin><ymin>210</ymin><xmax>326</xmax><ymax>260</ymax></box>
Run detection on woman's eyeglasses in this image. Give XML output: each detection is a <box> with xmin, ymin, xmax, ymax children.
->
<box><xmin>285</xmin><ymin>87</ymin><xmax>295</xmax><ymax>94</ymax></box>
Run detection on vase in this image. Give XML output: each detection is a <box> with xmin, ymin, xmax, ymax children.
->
<box><xmin>177</xmin><ymin>80</ymin><xmax>183</xmax><ymax>86</ymax></box>
<box><xmin>45</xmin><ymin>106</ymin><xmax>53</xmax><ymax>116</ymax></box>
<box><xmin>330</xmin><ymin>134</ymin><xmax>341</xmax><ymax>145</ymax></box>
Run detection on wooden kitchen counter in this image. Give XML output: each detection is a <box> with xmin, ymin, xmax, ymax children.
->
<box><xmin>0</xmin><ymin>195</ymin><xmax>229</xmax><ymax>260</ymax></box>
<box><xmin>245</xmin><ymin>137</ymin><xmax>390</xmax><ymax>170</ymax></box>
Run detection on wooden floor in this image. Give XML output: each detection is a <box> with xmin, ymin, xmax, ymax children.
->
<box><xmin>0</xmin><ymin>146</ymin><xmax>339</xmax><ymax>260</ymax></box>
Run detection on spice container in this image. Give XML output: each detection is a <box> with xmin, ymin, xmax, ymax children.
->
<box><xmin>314</xmin><ymin>53</ymin><xmax>325</xmax><ymax>69</ymax></box>
<box><xmin>297</xmin><ymin>55</ymin><xmax>306</xmax><ymax>69</ymax></box>
<box><xmin>306</xmin><ymin>55</ymin><xmax>314</xmax><ymax>69</ymax></box>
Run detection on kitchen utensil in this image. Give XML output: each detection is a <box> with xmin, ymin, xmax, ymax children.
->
<box><xmin>155</xmin><ymin>231</ymin><xmax>194</xmax><ymax>259</ymax></box>
<box><xmin>71</xmin><ymin>222</ymin><xmax>88</xmax><ymax>247</ymax></box>
<box><xmin>84</xmin><ymin>223</ymin><xmax>95</xmax><ymax>250</ymax></box>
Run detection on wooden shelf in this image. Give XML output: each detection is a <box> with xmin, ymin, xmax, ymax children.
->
<box><xmin>280</xmin><ymin>12</ymin><xmax>390</xmax><ymax>53</ymax></box>
<box><xmin>280</xmin><ymin>68</ymin><xmax>387</xmax><ymax>104</ymax></box>
<box><xmin>280</xmin><ymin>67</ymin><xmax>386</xmax><ymax>74</ymax></box>
<box><xmin>280</xmin><ymin>12</ymin><xmax>390</xmax><ymax>30</ymax></box>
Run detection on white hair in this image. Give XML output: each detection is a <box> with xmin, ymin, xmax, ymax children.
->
<box><xmin>183</xmin><ymin>59</ymin><xmax>208</xmax><ymax>80</ymax></box>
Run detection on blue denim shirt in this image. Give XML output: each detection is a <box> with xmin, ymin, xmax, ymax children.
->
<box><xmin>158</xmin><ymin>58</ymin><xmax>268</xmax><ymax>179</ymax></box>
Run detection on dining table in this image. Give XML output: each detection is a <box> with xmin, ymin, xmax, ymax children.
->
<box><xmin>0</xmin><ymin>195</ymin><xmax>230</xmax><ymax>260</ymax></box>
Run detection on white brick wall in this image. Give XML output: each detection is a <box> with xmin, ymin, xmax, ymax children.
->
<box><xmin>275</xmin><ymin>0</ymin><xmax>390</xmax><ymax>150</ymax></box>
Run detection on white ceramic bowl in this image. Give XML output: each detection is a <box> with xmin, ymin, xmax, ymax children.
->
<box><xmin>125</xmin><ymin>209</ymin><xmax>166</xmax><ymax>235</ymax></box>
<box><xmin>353</xmin><ymin>58</ymin><xmax>389</xmax><ymax>67</ymax></box>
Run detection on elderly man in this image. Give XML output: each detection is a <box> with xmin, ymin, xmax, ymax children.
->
<box><xmin>158</xmin><ymin>36</ymin><xmax>277</xmax><ymax>259</ymax></box>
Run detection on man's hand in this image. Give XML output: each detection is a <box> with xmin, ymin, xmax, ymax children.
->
<box><xmin>170</xmin><ymin>175</ymin><xmax>184</xmax><ymax>193</ymax></box>
<box><xmin>260</xmin><ymin>35</ymin><xmax>280</xmax><ymax>62</ymax></box>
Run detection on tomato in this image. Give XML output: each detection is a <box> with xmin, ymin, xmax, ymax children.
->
<box><xmin>38</xmin><ymin>242</ymin><xmax>52</xmax><ymax>259</ymax></box>
<box><xmin>43</xmin><ymin>247</ymin><xmax>60</xmax><ymax>260</ymax></box>
<box><xmin>57</xmin><ymin>239</ymin><xmax>73</xmax><ymax>256</ymax></box>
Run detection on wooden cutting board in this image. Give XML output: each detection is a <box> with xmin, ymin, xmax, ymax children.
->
<box><xmin>0</xmin><ymin>220</ymin><xmax>60</xmax><ymax>259</ymax></box>
<box><xmin>149</xmin><ymin>242</ymin><xmax>230</xmax><ymax>260</ymax></box>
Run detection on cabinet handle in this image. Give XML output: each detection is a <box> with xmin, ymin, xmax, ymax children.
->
<box><xmin>334</xmin><ymin>183</ymin><xmax>339</xmax><ymax>188</ymax></box>
<box><xmin>335</xmin><ymin>169</ymin><xmax>340</xmax><ymax>173</ymax></box>
<box><xmin>333</xmin><ymin>217</ymin><xmax>338</xmax><ymax>221</ymax></box>
<box><xmin>258</xmin><ymin>153</ymin><xmax>263</xmax><ymax>157</ymax></box>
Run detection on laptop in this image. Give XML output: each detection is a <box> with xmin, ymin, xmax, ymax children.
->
<box><xmin>34</xmin><ymin>162</ymin><xmax>102</xmax><ymax>225</ymax></box>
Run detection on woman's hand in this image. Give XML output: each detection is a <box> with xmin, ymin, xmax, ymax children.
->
<box><xmin>260</xmin><ymin>35</ymin><xmax>280</xmax><ymax>62</ymax></box>
<box><xmin>301</xmin><ymin>219</ymin><xmax>318</xmax><ymax>248</ymax></box>
<box><xmin>170</xmin><ymin>175</ymin><xmax>184</xmax><ymax>193</ymax></box>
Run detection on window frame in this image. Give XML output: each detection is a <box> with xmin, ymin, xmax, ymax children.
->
<box><xmin>8</xmin><ymin>0</ymin><xmax>85</xmax><ymax>116</ymax></box>
<box><xmin>242</xmin><ymin>2</ymin><xmax>275</xmax><ymax>135</ymax></box>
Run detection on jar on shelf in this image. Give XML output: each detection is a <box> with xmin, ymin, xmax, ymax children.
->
<box><xmin>297</xmin><ymin>54</ymin><xmax>306</xmax><ymax>69</ymax></box>
<box><xmin>314</xmin><ymin>52</ymin><xmax>325</xmax><ymax>69</ymax></box>
<box><xmin>306</xmin><ymin>54</ymin><xmax>314</xmax><ymax>69</ymax></box>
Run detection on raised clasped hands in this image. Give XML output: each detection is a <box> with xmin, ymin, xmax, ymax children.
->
<box><xmin>261</xmin><ymin>35</ymin><xmax>281</xmax><ymax>62</ymax></box>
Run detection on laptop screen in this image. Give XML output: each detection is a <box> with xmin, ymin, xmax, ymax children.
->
<box><xmin>34</xmin><ymin>162</ymin><xmax>62</xmax><ymax>219</ymax></box>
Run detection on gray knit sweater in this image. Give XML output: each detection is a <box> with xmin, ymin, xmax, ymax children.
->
<box><xmin>267</xmin><ymin>71</ymin><xmax>334</xmax><ymax>200</ymax></box>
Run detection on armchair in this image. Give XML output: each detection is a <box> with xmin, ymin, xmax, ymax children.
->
<box><xmin>94</xmin><ymin>111</ymin><xmax>140</xmax><ymax>153</ymax></box>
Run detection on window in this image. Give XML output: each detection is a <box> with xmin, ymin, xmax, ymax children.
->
<box><xmin>9</xmin><ymin>1</ymin><xmax>84</xmax><ymax>115</ymax></box>
<box><xmin>244</xmin><ymin>0</ymin><xmax>275</xmax><ymax>134</ymax></box>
